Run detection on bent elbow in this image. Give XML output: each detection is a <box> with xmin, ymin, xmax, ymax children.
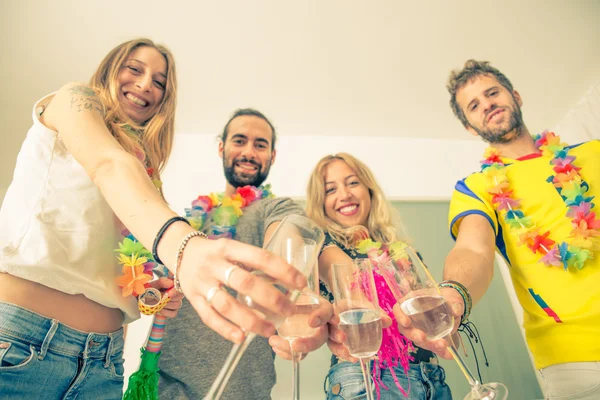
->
<box><xmin>89</xmin><ymin>151</ymin><xmax>141</xmax><ymax>189</ymax></box>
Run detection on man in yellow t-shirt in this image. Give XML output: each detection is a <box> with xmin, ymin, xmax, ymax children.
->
<box><xmin>396</xmin><ymin>60</ymin><xmax>600</xmax><ymax>400</ymax></box>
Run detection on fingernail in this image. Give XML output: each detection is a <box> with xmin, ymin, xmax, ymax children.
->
<box><xmin>435</xmin><ymin>342</ymin><xmax>446</xmax><ymax>351</ymax></box>
<box><xmin>232</xmin><ymin>331</ymin><xmax>244</xmax><ymax>343</ymax></box>
<box><xmin>313</xmin><ymin>317</ymin><xmax>322</xmax><ymax>327</ymax></box>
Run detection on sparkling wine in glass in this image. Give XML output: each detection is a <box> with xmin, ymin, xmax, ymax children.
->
<box><xmin>377</xmin><ymin>246</ymin><xmax>508</xmax><ymax>400</ymax></box>
<box><xmin>270</xmin><ymin>215</ymin><xmax>324</xmax><ymax>400</ymax></box>
<box><xmin>331</xmin><ymin>259</ymin><xmax>382</xmax><ymax>400</ymax></box>
<box><xmin>204</xmin><ymin>215</ymin><xmax>323</xmax><ymax>400</ymax></box>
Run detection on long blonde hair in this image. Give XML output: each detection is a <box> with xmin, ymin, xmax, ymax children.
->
<box><xmin>306</xmin><ymin>153</ymin><xmax>404</xmax><ymax>248</ymax></box>
<box><xmin>89</xmin><ymin>38</ymin><xmax>177</xmax><ymax>179</ymax></box>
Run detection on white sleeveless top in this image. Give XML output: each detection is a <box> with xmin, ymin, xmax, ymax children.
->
<box><xmin>0</xmin><ymin>94</ymin><xmax>139</xmax><ymax>323</ymax></box>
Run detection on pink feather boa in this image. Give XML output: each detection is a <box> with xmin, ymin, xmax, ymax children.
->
<box><xmin>367</xmin><ymin>250</ymin><xmax>413</xmax><ymax>398</ymax></box>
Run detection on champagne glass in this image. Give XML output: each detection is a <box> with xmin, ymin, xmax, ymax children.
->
<box><xmin>331</xmin><ymin>259</ymin><xmax>382</xmax><ymax>400</ymax></box>
<box><xmin>377</xmin><ymin>246</ymin><xmax>508</xmax><ymax>400</ymax></box>
<box><xmin>204</xmin><ymin>215</ymin><xmax>324</xmax><ymax>400</ymax></box>
<box><xmin>274</xmin><ymin>247</ymin><xmax>320</xmax><ymax>400</ymax></box>
<box><xmin>269</xmin><ymin>215</ymin><xmax>324</xmax><ymax>400</ymax></box>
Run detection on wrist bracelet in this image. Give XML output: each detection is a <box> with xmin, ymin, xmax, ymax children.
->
<box><xmin>439</xmin><ymin>280</ymin><xmax>472</xmax><ymax>323</ymax></box>
<box><xmin>152</xmin><ymin>216</ymin><xmax>190</xmax><ymax>265</ymax></box>
<box><xmin>173</xmin><ymin>231</ymin><xmax>207</xmax><ymax>294</ymax></box>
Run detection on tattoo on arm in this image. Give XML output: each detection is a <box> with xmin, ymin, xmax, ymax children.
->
<box><xmin>68</xmin><ymin>85</ymin><xmax>104</xmax><ymax>115</ymax></box>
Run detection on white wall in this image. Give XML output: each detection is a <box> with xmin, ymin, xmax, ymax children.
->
<box><xmin>2</xmin><ymin>1</ymin><xmax>600</xmax><ymax>205</ymax></box>
<box><xmin>160</xmin><ymin>135</ymin><xmax>486</xmax><ymax>211</ymax></box>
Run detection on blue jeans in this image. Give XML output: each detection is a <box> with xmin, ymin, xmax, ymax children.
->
<box><xmin>0</xmin><ymin>302</ymin><xmax>125</xmax><ymax>399</ymax></box>
<box><xmin>325</xmin><ymin>360</ymin><xmax>452</xmax><ymax>400</ymax></box>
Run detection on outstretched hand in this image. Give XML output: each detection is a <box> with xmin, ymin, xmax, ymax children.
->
<box><xmin>327</xmin><ymin>312</ymin><xmax>392</xmax><ymax>363</ymax></box>
<box><xmin>392</xmin><ymin>287</ymin><xmax>464</xmax><ymax>360</ymax></box>
<box><xmin>269</xmin><ymin>297</ymin><xmax>334</xmax><ymax>361</ymax></box>
<box><xmin>178</xmin><ymin>238</ymin><xmax>307</xmax><ymax>344</ymax></box>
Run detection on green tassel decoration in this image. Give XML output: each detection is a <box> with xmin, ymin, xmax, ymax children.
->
<box><xmin>122</xmin><ymin>349</ymin><xmax>161</xmax><ymax>400</ymax></box>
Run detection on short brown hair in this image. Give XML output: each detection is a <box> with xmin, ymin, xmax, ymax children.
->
<box><xmin>447</xmin><ymin>59</ymin><xmax>514</xmax><ymax>127</ymax></box>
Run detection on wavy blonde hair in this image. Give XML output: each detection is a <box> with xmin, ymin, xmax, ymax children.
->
<box><xmin>89</xmin><ymin>38</ymin><xmax>177</xmax><ymax>182</ymax></box>
<box><xmin>306</xmin><ymin>153</ymin><xmax>405</xmax><ymax>248</ymax></box>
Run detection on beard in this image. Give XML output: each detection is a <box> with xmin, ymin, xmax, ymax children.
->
<box><xmin>223</xmin><ymin>155</ymin><xmax>271</xmax><ymax>188</ymax></box>
<box><xmin>470</xmin><ymin>102</ymin><xmax>525</xmax><ymax>144</ymax></box>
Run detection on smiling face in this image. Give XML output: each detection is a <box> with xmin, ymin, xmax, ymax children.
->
<box><xmin>219</xmin><ymin>115</ymin><xmax>276</xmax><ymax>190</ymax></box>
<box><xmin>323</xmin><ymin>159</ymin><xmax>371</xmax><ymax>228</ymax></box>
<box><xmin>116</xmin><ymin>46</ymin><xmax>167</xmax><ymax>124</ymax></box>
<box><xmin>456</xmin><ymin>75</ymin><xmax>524</xmax><ymax>144</ymax></box>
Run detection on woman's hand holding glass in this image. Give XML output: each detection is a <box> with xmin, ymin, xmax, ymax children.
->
<box><xmin>176</xmin><ymin>236</ymin><xmax>307</xmax><ymax>344</ymax></box>
<box><xmin>269</xmin><ymin>296</ymin><xmax>334</xmax><ymax>361</ymax></box>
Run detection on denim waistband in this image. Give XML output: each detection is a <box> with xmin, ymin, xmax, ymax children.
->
<box><xmin>330</xmin><ymin>348</ymin><xmax>436</xmax><ymax>368</ymax></box>
<box><xmin>324</xmin><ymin>358</ymin><xmax>446</xmax><ymax>394</ymax></box>
<box><xmin>0</xmin><ymin>302</ymin><xmax>124</xmax><ymax>364</ymax></box>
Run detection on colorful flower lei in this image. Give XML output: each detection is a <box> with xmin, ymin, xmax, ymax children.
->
<box><xmin>184</xmin><ymin>184</ymin><xmax>274</xmax><ymax>239</ymax></box>
<box><xmin>115</xmin><ymin>183</ymin><xmax>274</xmax><ymax>299</ymax></box>
<box><xmin>481</xmin><ymin>131</ymin><xmax>600</xmax><ymax>271</ymax></box>
<box><xmin>115</xmin><ymin>167</ymin><xmax>163</xmax><ymax>299</ymax></box>
<box><xmin>355</xmin><ymin>237</ymin><xmax>414</xmax><ymax>398</ymax></box>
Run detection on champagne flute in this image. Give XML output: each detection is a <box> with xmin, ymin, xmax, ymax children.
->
<box><xmin>377</xmin><ymin>246</ymin><xmax>508</xmax><ymax>400</ymax></box>
<box><xmin>275</xmin><ymin>262</ymin><xmax>320</xmax><ymax>400</ymax></box>
<box><xmin>204</xmin><ymin>215</ymin><xmax>323</xmax><ymax>400</ymax></box>
<box><xmin>331</xmin><ymin>259</ymin><xmax>382</xmax><ymax>400</ymax></box>
<box><xmin>270</xmin><ymin>215</ymin><xmax>324</xmax><ymax>400</ymax></box>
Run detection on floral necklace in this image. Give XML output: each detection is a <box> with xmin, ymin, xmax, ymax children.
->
<box><xmin>185</xmin><ymin>184</ymin><xmax>273</xmax><ymax>239</ymax></box>
<box><xmin>355</xmin><ymin>237</ymin><xmax>414</xmax><ymax>398</ymax></box>
<box><xmin>114</xmin><ymin>167</ymin><xmax>163</xmax><ymax>302</ymax></box>
<box><xmin>481</xmin><ymin>131</ymin><xmax>599</xmax><ymax>271</ymax></box>
<box><xmin>115</xmin><ymin>183</ymin><xmax>273</xmax><ymax>302</ymax></box>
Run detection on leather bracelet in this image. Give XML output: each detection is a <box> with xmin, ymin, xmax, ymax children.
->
<box><xmin>173</xmin><ymin>231</ymin><xmax>207</xmax><ymax>293</ymax></box>
<box><xmin>438</xmin><ymin>280</ymin><xmax>472</xmax><ymax>323</ymax></box>
<box><xmin>152</xmin><ymin>216</ymin><xmax>190</xmax><ymax>265</ymax></box>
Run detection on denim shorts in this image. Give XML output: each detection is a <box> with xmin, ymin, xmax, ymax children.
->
<box><xmin>325</xmin><ymin>359</ymin><xmax>452</xmax><ymax>400</ymax></box>
<box><xmin>0</xmin><ymin>302</ymin><xmax>125</xmax><ymax>399</ymax></box>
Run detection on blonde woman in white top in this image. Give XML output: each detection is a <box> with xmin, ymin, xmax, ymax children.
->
<box><xmin>0</xmin><ymin>38</ymin><xmax>305</xmax><ymax>398</ymax></box>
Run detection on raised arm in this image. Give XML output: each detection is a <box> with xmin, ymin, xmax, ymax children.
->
<box><xmin>444</xmin><ymin>213</ymin><xmax>497</xmax><ymax>305</ymax></box>
<box><xmin>42</xmin><ymin>83</ymin><xmax>178</xmax><ymax>257</ymax></box>
<box><xmin>41</xmin><ymin>83</ymin><xmax>306</xmax><ymax>342</ymax></box>
<box><xmin>393</xmin><ymin>213</ymin><xmax>497</xmax><ymax>359</ymax></box>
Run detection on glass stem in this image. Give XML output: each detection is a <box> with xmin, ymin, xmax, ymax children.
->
<box><xmin>204</xmin><ymin>333</ymin><xmax>256</xmax><ymax>400</ymax></box>
<box><xmin>291</xmin><ymin>342</ymin><xmax>301</xmax><ymax>400</ymax></box>
<box><xmin>358</xmin><ymin>358</ymin><xmax>374</xmax><ymax>400</ymax></box>
<box><xmin>445</xmin><ymin>334</ymin><xmax>480</xmax><ymax>388</ymax></box>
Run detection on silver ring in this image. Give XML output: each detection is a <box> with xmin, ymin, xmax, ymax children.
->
<box><xmin>206</xmin><ymin>285</ymin><xmax>222</xmax><ymax>305</ymax></box>
<box><xmin>224</xmin><ymin>266</ymin><xmax>239</xmax><ymax>287</ymax></box>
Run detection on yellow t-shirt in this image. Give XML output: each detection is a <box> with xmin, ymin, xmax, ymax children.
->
<box><xmin>449</xmin><ymin>140</ymin><xmax>600</xmax><ymax>369</ymax></box>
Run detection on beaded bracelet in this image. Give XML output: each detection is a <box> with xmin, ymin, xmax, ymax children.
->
<box><xmin>173</xmin><ymin>231</ymin><xmax>208</xmax><ymax>293</ymax></box>
<box><xmin>438</xmin><ymin>280</ymin><xmax>472</xmax><ymax>324</ymax></box>
<box><xmin>152</xmin><ymin>216</ymin><xmax>191</xmax><ymax>265</ymax></box>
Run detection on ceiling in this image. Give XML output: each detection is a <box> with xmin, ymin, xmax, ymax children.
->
<box><xmin>2</xmin><ymin>0</ymin><xmax>600</xmax><ymax>142</ymax></box>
